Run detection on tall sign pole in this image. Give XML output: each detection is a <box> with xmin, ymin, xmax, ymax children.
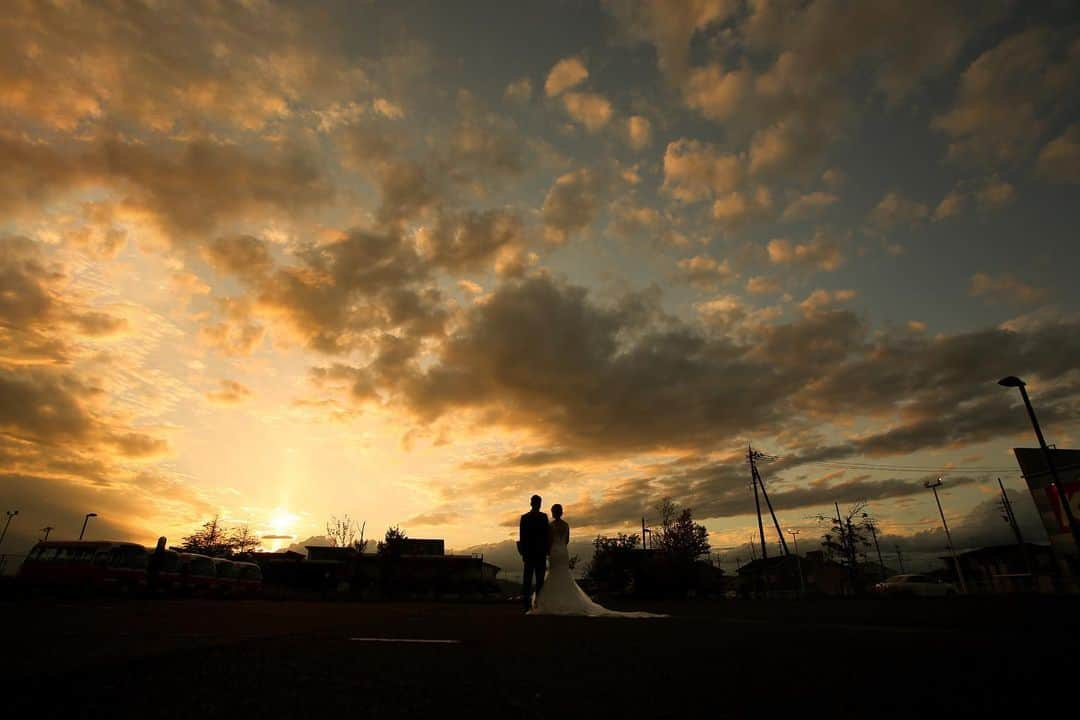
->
<box><xmin>1000</xmin><ymin>377</ymin><xmax>1080</xmax><ymax>557</ymax></box>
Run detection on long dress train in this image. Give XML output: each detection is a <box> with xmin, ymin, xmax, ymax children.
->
<box><xmin>530</xmin><ymin>529</ymin><xmax>666</xmax><ymax>618</ymax></box>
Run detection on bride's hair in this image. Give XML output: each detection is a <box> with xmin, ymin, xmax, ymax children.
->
<box><xmin>551</xmin><ymin>503</ymin><xmax>563</xmax><ymax>519</ymax></box>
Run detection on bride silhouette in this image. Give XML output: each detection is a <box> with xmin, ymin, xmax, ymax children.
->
<box><xmin>529</xmin><ymin>504</ymin><xmax>666</xmax><ymax>618</ymax></box>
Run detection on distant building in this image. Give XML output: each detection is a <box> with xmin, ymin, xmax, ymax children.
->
<box><xmin>940</xmin><ymin>543</ymin><xmax>1061</xmax><ymax>594</ymax></box>
<box><xmin>305</xmin><ymin>546</ymin><xmax>359</xmax><ymax>563</ymax></box>
<box><xmin>244</xmin><ymin>540</ymin><xmax>502</xmax><ymax>596</ymax></box>
<box><xmin>737</xmin><ymin>552</ymin><xmax>853</xmax><ymax>597</ymax></box>
<box><xmin>399</xmin><ymin>539</ymin><xmax>445</xmax><ymax>556</ymax></box>
<box><xmin>243</xmin><ymin>550</ymin><xmax>304</xmax><ymax>586</ymax></box>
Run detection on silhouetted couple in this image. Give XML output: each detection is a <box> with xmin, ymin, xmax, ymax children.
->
<box><xmin>518</xmin><ymin>495</ymin><xmax>666</xmax><ymax>618</ymax></box>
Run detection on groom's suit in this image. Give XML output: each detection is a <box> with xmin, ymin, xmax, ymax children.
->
<box><xmin>519</xmin><ymin>509</ymin><xmax>549</xmax><ymax>610</ymax></box>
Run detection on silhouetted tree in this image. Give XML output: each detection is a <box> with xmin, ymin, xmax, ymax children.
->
<box><xmin>179</xmin><ymin>516</ymin><xmax>233</xmax><ymax>556</ymax></box>
<box><xmin>655</xmin><ymin>501</ymin><xmax>710</xmax><ymax>564</ymax></box>
<box><xmin>327</xmin><ymin>514</ymin><xmax>368</xmax><ymax>552</ymax></box>
<box><xmin>180</xmin><ymin>517</ymin><xmax>260</xmax><ymax>557</ymax></box>
<box><xmin>587</xmin><ymin>533</ymin><xmax>641</xmax><ymax>591</ymax></box>
<box><xmin>377</xmin><ymin>525</ymin><xmax>408</xmax><ymax>557</ymax></box>
<box><xmin>817</xmin><ymin>501</ymin><xmax>871</xmax><ymax>588</ymax></box>
<box><xmin>377</xmin><ymin>525</ymin><xmax>409</xmax><ymax>597</ymax></box>
<box><xmin>230</xmin><ymin>525</ymin><xmax>261</xmax><ymax>555</ymax></box>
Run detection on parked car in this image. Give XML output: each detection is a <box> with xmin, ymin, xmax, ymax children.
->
<box><xmin>874</xmin><ymin>574</ymin><xmax>957</xmax><ymax>597</ymax></box>
<box><xmin>233</xmin><ymin>561</ymin><xmax>263</xmax><ymax>595</ymax></box>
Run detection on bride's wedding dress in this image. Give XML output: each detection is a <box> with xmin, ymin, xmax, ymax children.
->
<box><xmin>530</xmin><ymin>521</ymin><xmax>666</xmax><ymax>618</ymax></box>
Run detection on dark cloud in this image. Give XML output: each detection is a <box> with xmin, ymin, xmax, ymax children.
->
<box><xmin>0</xmin><ymin>367</ymin><xmax>168</xmax><ymax>468</ymax></box>
<box><xmin>934</xmin><ymin>26</ymin><xmax>1080</xmax><ymax>164</ymax></box>
<box><xmin>392</xmin><ymin>274</ymin><xmax>1080</xmax><ymax>467</ymax></box>
<box><xmin>566</xmin><ymin>457</ymin><xmax>984</xmax><ymax>531</ymax></box>
<box><xmin>613</xmin><ymin>1</ymin><xmax>1006</xmax><ymax>173</ymax></box>
<box><xmin>203</xmin><ymin>236</ymin><xmax>275</xmax><ymax>282</ymax></box>
<box><xmin>542</xmin><ymin>169</ymin><xmax>602</xmax><ymax>243</ymax></box>
<box><xmin>460</xmin><ymin>448</ymin><xmax>582</xmax><ymax>470</ymax></box>
<box><xmin>203</xmin><ymin>209</ymin><xmax>522</xmax><ymax>358</ymax></box>
<box><xmin>1</xmin><ymin>137</ymin><xmax>333</xmax><ymax>239</ymax></box>
<box><xmin>401</xmin><ymin>275</ymin><xmax>804</xmax><ymax>451</ymax></box>
<box><xmin>418</xmin><ymin>210</ymin><xmax>523</xmax><ymax>273</ymax></box>
<box><xmin>1</xmin><ymin>0</ymin><xmax>363</xmax><ymax>133</ymax></box>
<box><xmin>0</xmin><ymin>236</ymin><xmax>128</xmax><ymax>363</ymax></box>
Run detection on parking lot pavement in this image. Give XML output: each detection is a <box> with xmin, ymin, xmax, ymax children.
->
<box><xmin>5</xmin><ymin>597</ymin><xmax>1076</xmax><ymax>718</ymax></box>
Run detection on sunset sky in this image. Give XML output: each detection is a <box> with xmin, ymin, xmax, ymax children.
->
<box><xmin>2</xmin><ymin>0</ymin><xmax>1079</xmax><ymax>569</ymax></box>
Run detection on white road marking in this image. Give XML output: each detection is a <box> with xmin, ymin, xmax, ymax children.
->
<box><xmin>350</xmin><ymin>637</ymin><xmax>461</xmax><ymax>645</ymax></box>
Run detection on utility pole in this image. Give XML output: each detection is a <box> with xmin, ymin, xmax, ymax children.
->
<box><xmin>863</xmin><ymin>513</ymin><xmax>886</xmax><ymax>579</ymax></box>
<box><xmin>834</xmin><ymin>502</ymin><xmax>856</xmax><ymax>593</ymax></box>
<box><xmin>0</xmin><ymin>510</ymin><xmax>18</xmax><ymax>548</ymax></box>
<box><xmin>998</xmin><ymin>478</ymin><xmax>1024</xmax><ymax>546</ymax></box>
<box><xmin>926</xmin><ymin>478</ymin><xmax>967</xmax><ymax>593</ymax></box>
<box><xmin>40</xmin><ymin>526</ymin><xmax>54</xmax><ymax>542</ymax></box>
<box><xmin>895</xmin><ymin>545</ymin><xmax>905</xmax><ymax>573</ymax></box>
<box><xmin>749</xmin><ymin>444</ymin><xmax>789</xmax><ymax>556</ymax></box>
<box><xmin>750</xmin><ymin>445</ymin><xmax>768</xmax><ymax>561</ymax></box>
<box><xmin>642</xmin><ymin>516</ymin><xmax>648</xmax><ymax>551</ymax></box>
<box><xmin>999</xmin><ymin>478</ymin><xmax>1033</xmax><ymax>585</ymax></box>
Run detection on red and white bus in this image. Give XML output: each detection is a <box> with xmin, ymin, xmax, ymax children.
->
<box><xmin>19</xmin><ymin>541</ymin><xmax>149</xmax><ymax>592</ymax></box>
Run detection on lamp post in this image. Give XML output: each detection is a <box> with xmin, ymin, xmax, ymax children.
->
<box><xmin>926</xmin><ymin>478</ymin><xmax>966</xmax><ymax>594</ymax></box>
<box><xmin>0</xmin><ymin>510</ymin><xmax>18</xmax><ymax>548</ymax></box>
<box><xmin>998</xmin><ymin>375</ymin><xmax>1080</xmax><ymax>553</ymax></box>
<box><xmin>787</xmin><ymin>529</ymin><xmax>805</xmax><ymax>597</ymax></box>
<box><xmin>40</xmin><ymin>526</ymin><xmax>54</xmax><ymax>542</ymax></box>
<box><xmin>786</xmin><ymin>528</ymin><xmax>801</xmax><ymax>555</ymax></box>
<box><xmin>79</xmin><ymin>513</ymin><xmax>98</xmax><ymax>541</ymax></box>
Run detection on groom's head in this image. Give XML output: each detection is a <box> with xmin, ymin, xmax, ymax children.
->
<box><xmin>530</xmin><ymin>494</ymin><xmax>542</xmax><ymax>510</ymax></box>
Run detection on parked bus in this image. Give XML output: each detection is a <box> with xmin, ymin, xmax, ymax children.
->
<box><xmin>212</xmin><ymin>557</ymin><xmax>238</xmax><ymax>596</ymax></box>
<box><xmin>19</xmin><ymin>541</ymin><xmax>148</xmax><ymax>592</ymax></box>
<box><xmin>233</xmin><ymin>561</ymin><xmax>263</xmax><ymax>595</ymax></box>
<box><xmin>176</xmin><ymin>552</ymin><xmax>217</xmax><ymax>595</ymax></box>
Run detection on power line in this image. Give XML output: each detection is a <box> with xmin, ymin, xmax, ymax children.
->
<box><xmin>800</xmin><ymin>460</ymin><xmax>1020</xmax><ymax>473</ymax></box>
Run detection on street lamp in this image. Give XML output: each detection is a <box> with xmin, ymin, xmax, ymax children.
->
<box><xmin>0</xmin><ymin>510</ymin><xmax>18</xmax><ymax>548</ymax></box>
<box><xmin>40</xmin><ymin>526</ymin><xmax>54</xmax><ymax>542</ymax></box>
<box><xmin>787</xmin><ymin>529</ymin><xmax>805</xmax><ymax>597</ymax></box>
<box><xmin>79</xmin><ymin>513</ymin><xmax>98</xmax><ymax>540</ymax></box>
<box><xmin>925</xmin><ymin>478</ymin><xmax>966</xmax><ymax>593</ymax></box>
<box><xmin>998</xmin><ymin>375</ymin><xmax>1080</xmax><ymax>552</ymax></box>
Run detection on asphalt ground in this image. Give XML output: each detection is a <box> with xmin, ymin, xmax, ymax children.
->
<box><xmin>4</xmin><ymin>596</ymin><xmax>1078</xmax><ymax>718</ymax></box>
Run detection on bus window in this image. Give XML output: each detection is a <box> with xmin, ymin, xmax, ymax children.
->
<box><xmin>188</xmin><ymin>557</ymin><xmax>215</xmax><ymax>577</ymax></box>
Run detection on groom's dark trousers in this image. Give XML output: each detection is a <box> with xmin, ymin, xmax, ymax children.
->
<box><xmin>522</xmin><ymin>554</ymin><xmax>546</xmax><ymax>610</ymax></box>
<box><xmin>519</xmin><ymin>508</ymin><xmax>549</xmax><ymax>610</ymax></box>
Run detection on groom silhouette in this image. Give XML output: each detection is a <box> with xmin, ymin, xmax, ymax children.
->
<box><xmin>518</xmin><ymin>494</ymin><xmax>549</xmax><ymax>611</ymax></box>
